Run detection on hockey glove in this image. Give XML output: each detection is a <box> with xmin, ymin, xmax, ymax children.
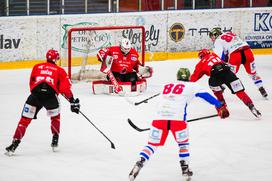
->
<box><xmin>70</xmin><ymin>98</ymin><xmax>80</xmax><ymax>114</ymax></box>
<box><xmin>217</xmin><ymin>104</ymin><xmax>229</xmax><ymax>119</ymax></box>
<box><xmin>138</xmin><ymin>66</ymin><xmax>153</xmax><ymax>78</ymax></box>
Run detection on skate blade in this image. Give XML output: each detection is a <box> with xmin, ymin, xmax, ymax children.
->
<box><xmin>4</xmin><ymin>151</ymin><xmax>14</xmax><ymax>157</ymax></box>
<box><xmin>129</xmin><ymin>175</ymin><xmax>135</xmax><ymax>181</ymax></box>
<box><xmin>52</xmin><ymin>146</ymin><xmax>58</xmax><ymax>152</ymax></box>
<box><xmin>183</xmin><ymin>176</ymin><xmax>191</xmax><ymax>181</ymax></box>
<box><xmin>252</xmin><ymin>112</ymin><xmax>262</xmax><ymax>119</ymax></box>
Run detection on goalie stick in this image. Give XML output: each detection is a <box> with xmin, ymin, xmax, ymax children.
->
<box><xmin>127</xmin><ymin>114</ymin><xmax>218</xmax><ymax>132</ymax></box>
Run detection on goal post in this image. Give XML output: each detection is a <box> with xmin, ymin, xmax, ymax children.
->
<box><xmin>66</xmin><ymin>25</ymin><xmax>146</xmax><ymax>80</ymax></box>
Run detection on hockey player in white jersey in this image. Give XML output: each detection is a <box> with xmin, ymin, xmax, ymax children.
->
<box><xmin>209</xmin><ymin>27</ymin><xmax>268</xmax><ymax>98</ymax></box>
<box><xmin>129</xmin><ymin>68</ymin><xmax>229</xmax><ymax>181</ymax></box>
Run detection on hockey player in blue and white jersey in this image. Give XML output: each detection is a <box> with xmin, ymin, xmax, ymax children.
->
<box><xmin>129</xmin><ymin>68</ymin><xmax>229</xmax><ymax>181</ymax></box>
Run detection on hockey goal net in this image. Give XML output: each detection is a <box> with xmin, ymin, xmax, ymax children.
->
<box><xmin>64</xmin><ymin>26</ymin><xmax>146</xmax><ymax>82</ymax></box>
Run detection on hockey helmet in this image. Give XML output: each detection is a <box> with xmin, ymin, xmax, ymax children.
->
<box><xmin>120</xmin><ymin>38</ymin><xmax>131</xmax><ymax>55</ymax></box>
<box><xmin>209</xmin><ymin>27</ymin><xmax>222</xmax><ymax>40</ymax></box>
<box><xmin>177</xmin><ymin>68</ymin><xmax>190</xmax><ymax>81</ymax></box>
<box><xmin>46</xmin><ymin>49</ymin><xmax>60</xmax><ymax>63</ymax></box>
<box><xmin>198</xmin><ymin>49</ymin><xmax>211</xmax><ymax>59</ymax></box>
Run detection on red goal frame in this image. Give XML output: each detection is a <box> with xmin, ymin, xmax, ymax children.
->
<box><xmin>67</xmin><ymin>26</ymin><xmax>146</xmax><ymax>78</ymax></box>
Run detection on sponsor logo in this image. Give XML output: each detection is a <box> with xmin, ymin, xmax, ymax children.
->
<box><xmin>254</xmin><ymin>13</ymin><xmax>272</xmax><ymax>31</ymax></box>
<box><xmin>131</xmin><ymin>56</ymin><xmax>137</xmax><ymax>61</ymax></box>
<box><xmin>169</xmin><ymin>23</ymin><xmax>185</xmax><ymax>42</ymax></box>
<box><xmin>0</xmin><ymin>34</ymin><xmax>21</xmax><ymax>49</ymax></box>
<box><xmin>136</xmin><ymin>16</ymin><xmax>145</xmax><ymax>26</ymax></box>
<box><xmin>188</xmin><ymin>27</ymin><xmax>232</xmax><ymax>36</ymax></box>
<box><xmin>61</xmin><ymin>22</ymin><xmax>112</xmax><ymax>53</ymax></box>
<box><xmin>245</xmin><ymin>13</ymin><xmax>272</xmax><ymax>48</ymax></box>
<box><xmin>129</xmin><ymin>17</ymin><xmax>160</xmax><ymax>52</ymax></box>
<box><xmin>24</xmin><ymin>107</ymin><xmax>29</xmax><ymax>113</ymax></box>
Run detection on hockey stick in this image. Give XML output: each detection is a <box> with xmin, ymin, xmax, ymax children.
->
<box><xmin>78</xmin><ymin>110</ymin><xmax>115</xmax><ymax>149</ymax></box>
<box><xmin>63</xmin><ymin>95</ymin><xmax>115</xmax><ymax>149</ymax></box>
<box><xmin>125</xmin><ymin>93</ymin><xmax>160</xmax><ymax>106</ymax></box>
<box><xmin>127</xmin><ymin>114</ymin><xmax>218</xmax><ymax>132</ymax></box>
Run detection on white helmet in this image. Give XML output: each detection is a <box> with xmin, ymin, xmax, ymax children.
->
<box><xmin>120</xmin><ymin>38</ymin><xmax>131</xmax><ymax>55</ymax></box>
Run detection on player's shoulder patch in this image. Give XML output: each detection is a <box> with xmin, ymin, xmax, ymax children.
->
<box><xmin>131</xmin><ymin>56</ymin><xmax>137</xmax><ymax>61</ymax></box>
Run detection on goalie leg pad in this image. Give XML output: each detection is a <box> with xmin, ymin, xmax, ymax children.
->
<box><xmin>92</xmin><ymin>79</ymin><xmax>147</xmax><ymax>96</ymax></box>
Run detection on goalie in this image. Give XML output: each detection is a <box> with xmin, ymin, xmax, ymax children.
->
<box><xmin>93</xmin><ymin>38</ymin><xmax>153</xmax><ymax>95</ymax></box>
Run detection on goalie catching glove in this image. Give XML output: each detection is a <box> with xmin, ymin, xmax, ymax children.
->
<box><xmin>69</xmin><ymin>97</ymin><xmax>80</xmax><ymax>114</ymax></box>
<box><xmin>138</xmin><ymin>66</ymin><xmax>153</xmax><ymax>78</ymax></box>
<box><xmin>216</xmin><ymin>104</ymin><xmax>229</xmax><ymax>119</ymax></box>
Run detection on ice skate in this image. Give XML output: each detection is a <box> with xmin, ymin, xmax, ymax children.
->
<box><xmin>180</xmin><ymin>160</ymin><xmax>193</xmax><ymax>181</ymax></box>
<box><xmin>5</xmin><ymin>139</ymin><xmax>21</xmax><ymax>156</ymax></box>
<box><xmin>129</xmin><ymin>157</ymin><xmax>145</xmax><ymax>181</ymax></box>
<box><xmin>247</xmin><ymin>103</ymin><xmax>261</xmax><ymax>118</ymax></box>
<box><xmin>259</xmin><ymin>87</ymin><xmax>268</xmax><ymax>99</ymax></box>
<box><xmin>51</xmin><ymin>134</ymin><xmax>59</xmax><ymax>152</ymax></box>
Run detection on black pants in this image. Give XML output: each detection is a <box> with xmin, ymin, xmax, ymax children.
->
<box><xmin>209</xmin><ymin>63</ymin><xmax>244</xmax><ymax>94</ymax></box>
<box><xmin>24</xmin><ymin>83</ymin><xmax>59</xmax><ymax>119</ymax></box>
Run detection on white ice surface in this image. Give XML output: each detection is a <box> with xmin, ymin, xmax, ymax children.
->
<box><xmin>0</xmin><ymin>55</ymin><xmax>272</xmax><ymax>181</ymax></box>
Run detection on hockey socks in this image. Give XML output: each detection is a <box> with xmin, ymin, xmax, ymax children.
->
<box><xmin>13</xmin><ymin>117</ymin><xmax>32</xmax><ymax>140</ymax></box>
<box><xmin>51</xmin><ymin>114</ymin><xmax>60</xmax><ymax>135</ymax></box>
<box><xmin>235</xmin><ymin>91</ymin><xmax>253</xmax><ymax>105</ymax></box>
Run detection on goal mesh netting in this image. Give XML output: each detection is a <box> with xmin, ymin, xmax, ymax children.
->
<box><xmin>62</xmin><ymin>26</ymin><xmax>145</xmax><ymax>82</ymax></box>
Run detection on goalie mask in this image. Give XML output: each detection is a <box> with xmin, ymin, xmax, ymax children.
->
<box><xmin>209</xmin><ymin>28</ymin><xmax>222</xmax><ymax>42</ymax></box>
<box><xmin>46</xmin><ymin>49</ymin><xmax>60</xmax><ymax>63</ymax></box>
<box><xmin>177</xmin><ymin>68</ymin><xmax>190</xmax><ymax>81</ymax></box>
<box><xmin>120</xmin><ymin>38</ymin><xmax>131</xmax><ymax>55</ymax></box>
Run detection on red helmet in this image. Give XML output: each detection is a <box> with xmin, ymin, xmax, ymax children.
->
<box><xmin>46</xmin><ymin>49</ymin><xmax>60</xmax><ymax>62</ymax></box>
<box><xmin>198</xmin><ymin>49</ymin><xmax>210</xmax><ymax>59</ymax></box>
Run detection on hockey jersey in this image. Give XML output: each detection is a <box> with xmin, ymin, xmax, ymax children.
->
<box><xmin>190</xmin><ymin>52</ymin><xmax>223</xmax><ymax>82</ymax></box>
<box><xmin>155</xmin><ymin>81</ymin><xmax>221</xmax><ymax>121</ymax></box>
<box><xmin>29</xmin><ymin>62</ymin><xmax>73</xmax><ymax>98</ymax></box>
<box><xmin>97</xmin><ymin>46</ymin><xmax>140</xmax><ymax>74</ymax></box>
<box><xmin>213</xmin><ymin>32</ymin><xmax>249</xmax><ymax>60</ymax></box>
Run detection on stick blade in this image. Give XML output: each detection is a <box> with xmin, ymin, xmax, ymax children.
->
<box><xmin>127</xmin><ymin>118</ymin><xmax>150</xmax><ymax>132</ymax></box>
<box><xmin>111</xmin><ymin>142</ymin><xmax>116</xmax><ymax>149</ymax></box>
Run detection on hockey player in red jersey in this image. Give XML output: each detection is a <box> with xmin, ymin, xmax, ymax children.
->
<box><xmin>96</xmin><ymin>38</ymin><xmax>153</xmax><ymax>94</ymax></box>
<box><xmin>209</xmin><ymin>27</ymin><xmax>268</xmax><ymax>98</ymax></box>
<box><xmin>5</xmin><ymin>49</ymin><xmax>80</xmax><ymax>156</ymax></box>
<box><xmin>190</xmin><ymin>48</ymin><xmax>261</xmax><ymax>118</ymax></box>
<box><xmin>129</xmin><ymin>68</ymin><xmax>229</xmax><ymax>181</ymax></box>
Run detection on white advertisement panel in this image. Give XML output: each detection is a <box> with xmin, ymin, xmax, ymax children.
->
<box><xmin>0</xmin><ymin>8</ymin><xmax>271</xmax><ymax>63</ymax></box>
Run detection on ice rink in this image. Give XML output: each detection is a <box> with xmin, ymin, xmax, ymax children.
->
<box><xmin>0</xmin><ymin>55</ymin><xmax>272</xmax><ymax>181</ymax></box>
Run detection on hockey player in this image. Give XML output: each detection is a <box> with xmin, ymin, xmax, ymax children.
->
<box><xmin>5</xmin><ymin>49</ymin><xmax>80</xmax><ymax>156</ymax></box>
<box><xmin>190</xmin><ymin>49</ymin><xmax>261</xmax><ymax>118</ymax></box>
<box><xmin>129</xmin><ymin>68</ymin><xmax>229</xmax><ymax>181</ymax></box>
<box><xmin>209</xmin><ymin>27</ymin><xmax>268</xmax><ymax>98</ymax></box>
<box><xmin>96</xmin><ymin>38</ymin><xmax>153</xmax><ymax>94</ymax></box>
